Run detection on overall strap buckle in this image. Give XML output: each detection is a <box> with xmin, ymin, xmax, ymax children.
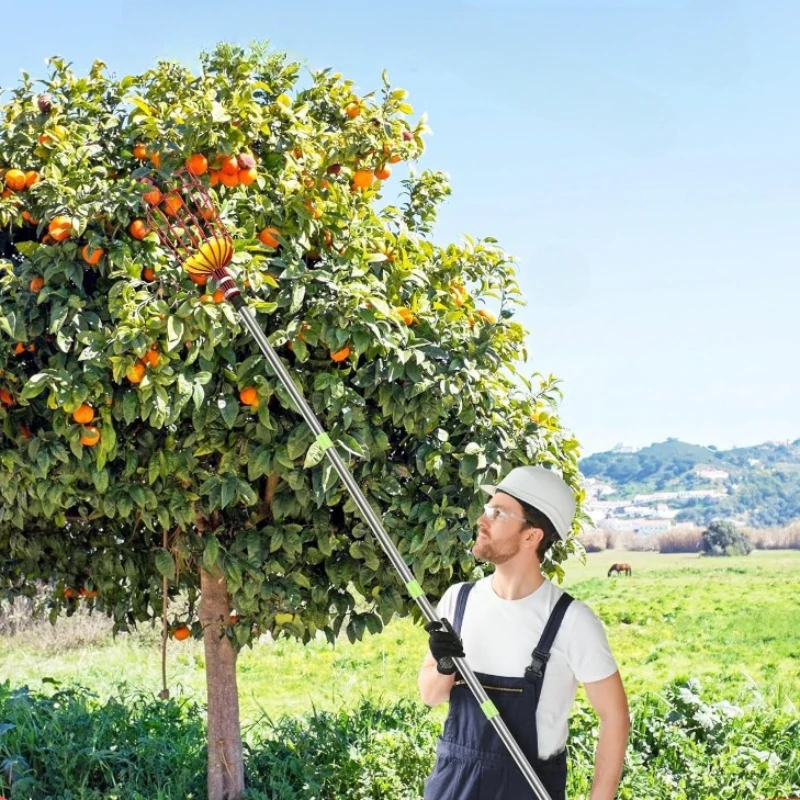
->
<box><xmin>525</xmin><ymin>649</ymin><xmax>550</xmax><ymax>682</ymax></box>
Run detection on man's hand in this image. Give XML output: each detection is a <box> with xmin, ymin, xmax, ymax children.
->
<box><xmin>425</xmin><ymin>618</ymin><xmax>465</xmax><ymax>675</ymax></box>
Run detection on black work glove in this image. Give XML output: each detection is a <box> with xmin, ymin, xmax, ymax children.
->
<box><xmin>425</xmin><ymin>617</ymin><xmax>465</xmax><ymax>675</ymax></box>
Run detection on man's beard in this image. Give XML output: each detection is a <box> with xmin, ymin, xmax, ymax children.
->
<box><xmin>472</xmin><ymin>533</ymin><xmax>520</xmax><ymax>565</ymax></box>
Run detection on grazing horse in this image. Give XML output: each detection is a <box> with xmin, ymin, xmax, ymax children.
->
<box><xmin>608</xmin><ymin>562</ymin><xmax>632</xmax><ymax>577</ymax></box>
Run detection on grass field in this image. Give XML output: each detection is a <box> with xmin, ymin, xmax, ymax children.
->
<box><xmin>2</xmin><ymin>549</ymin><xmax>798</xmax><ymax>726</ymax></box>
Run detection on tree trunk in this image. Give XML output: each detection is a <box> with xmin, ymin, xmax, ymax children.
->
<box><xmin>200</xmin><ymin>567</ymin><xmax>245</xmax><ymax>800</ymax></box>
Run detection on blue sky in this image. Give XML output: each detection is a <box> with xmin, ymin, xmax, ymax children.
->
<box><xmin>2</xmin><ymin>0</ymin><xmax>798</xmax><ymax>455</ymax></box>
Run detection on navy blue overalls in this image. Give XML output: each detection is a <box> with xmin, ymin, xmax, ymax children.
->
<box><xmin>424</xmin><ymin>582</ymin><xmax>575</xmax><ymax>800</ymax></box>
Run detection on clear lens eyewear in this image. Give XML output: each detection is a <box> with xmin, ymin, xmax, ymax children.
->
<box><xmin>481</xmin><ymin>504</ymin><xmax>528</xmax><ymax>524</ymax></box>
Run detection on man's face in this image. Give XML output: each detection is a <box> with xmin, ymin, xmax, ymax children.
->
<box><xmin>472</xmin><ymin>494</ymin><xmax>532</xmax><ymax>565</ymax></box>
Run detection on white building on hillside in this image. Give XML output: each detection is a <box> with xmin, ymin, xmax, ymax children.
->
<box><xmin>693</xmin><ymin>466</ymin><xmax>729</xmax><ymax>481</ymax></box>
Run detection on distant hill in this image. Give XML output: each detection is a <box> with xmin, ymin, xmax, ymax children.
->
<box><xmin>579</xmin><ymin>438</ymin><xmax>800</xmax><ymax>528</ymax></box>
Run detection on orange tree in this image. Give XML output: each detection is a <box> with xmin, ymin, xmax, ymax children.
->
<box><xmin>0</xmin><ymin>44</ymin><xmax>583</xmax><ymax>799</ymax></box>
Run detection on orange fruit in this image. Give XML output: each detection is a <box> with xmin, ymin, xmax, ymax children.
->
<box><xmin>330</xmin><ymin>346</ymin><xmax>351</xmax><ymax>362</ymax></box>
<box><xmin>4</xmin><ymin>169</ymin><xmax>26</xmax><ymax>191</ymax></box>
<box><xmin>80</xmin><ymin>425</ymin><xmax>101</xmax><ymax>446</ymax></box>
<box><xmin>198</xmin><ymin>202</ymin><xmax>217</xmax><ymax>221</ymax></box>
<box><xmin>63</xmin><ymin>587</ymin><xmax>79</xmax><ymax>600</ymax></box>
<box><xmin>212</xmin><ymin>288</ymin><xmax>225</xmax><ymax>303</ymax></box>
<box><xmin>48</xmin><ymin>216</ymin><xmax>72</xmax><ymax>241</ymax></box>
<box><xmin>129</xmin><ymin>219</ymin><xmax>148</xmax><ymax>240</ymax></box>
<box><xmin>79</xmin><ymin>588</ymin><xmax>98</xmax><ymax>599</ymax></box>
<box><xmin>220</xmin><ymin>155</ymin><xmax>239</xmax><ymax>176</ymax></box>
<box><xmin>396</xmin><ymin>307</ymin><xmax>415</xmax><ymax>326</ymax></box>
<box><xmin>238</xmin><ymin>167</ymin><xmax>258</xmax><ymax>186</ymax></box>
<box><xmin>20</xmin><ymin>423</ymin><xmax>32</xmax><ymax>440</ymax></box>
<box><xmin>229</xmin><ymin>615</ymin><xmax>240</xmax><ymax>625</ymax></box>
<box><xmin>142</xmin><ymin>186</ymin><xmax>162</xmax><ymax>205</ymax></box>
<box><xmin>389</xmin><ymin>154</ymin><xmax>402</xmax><ymax>164</ymax></box>
<box><xmin>29</xmin><ymin>276</ymin><xmax>45</xmax><ymax>293</ymax></box>
<box><xmin>142</xmin><ymin>349</ymin><xmax>159</xmax><ymax>367</ymax></box>
<box><xmin>375</xmin><ymin>165</ymin><xmax>392</xmax><ymax>181</ymax></box>
<box><xmin>172</xmin><ymin>625</ymin><xmax>191</xmax><ymax>641</ymax></box>
<box><xmin>345</xmin><ymin>102</ymin><xmax>361</xmax><ymax>118</ymax></box>
<box><xmin>21</xmin><ymin>210</ymin><xmax>38</xmax><ymax>225</ymax></box>
<box><xmin>239</xmin><ymin>386</ymin><xmax>258</xmax><ymax>407</ymax></box>
<box><xmin>303</xmin><ymin>199</ymin><xmax>322</xmax><ymax>219</ymax></box>
<box><xmin>352</xmin><ymin>169</ymin><xmax>374</xmax><ymax>190</ymax></box>
<box><xmin>189</xmin><ymin>272</ymin><xmax>208</xmax><ymax>286</ymax></box>
<box><xmin>37</xmin><ymin>133</ymin><xmax>53</xmax><ymax>145</ymax></box>
<box><xmin>477</xmin><ymin>309</ymin><xmax>496</xmax><ymax>324</ymax></box>
<box><xmin>81</xmin><ymin>244</ymin><xmax>104</xmax><ymax>265</ymax></box>
<box><xmin>24</xmin><ymin>171</ymin><xmax>40</xmax><ymax>189</ymax></box>
<box><xmin>149</xmin><ymin>151</ymin><xmax>161</xmax><ymax>168</ymax></box>
<box><xmin>133</xmin><ymin>143</ymin><xmax>148</xmax><ymax>160</ymax></box>
<box><xmin>162</xmin><ymin>193</ymin><xmax>183</xmax><ymax>216</ymax></box>
<box><xmin>126</xmin><ymin>361</ymin><xmax>146</xmax><ymax>383</ymax></box>
<box><xmin>14</xmin><ymin>342</ymin><xmax>25</xmax><ymax>355</ymax></box>
<box><xmin>220</xmin><ymin>170</ymin><xmax>239</xmax><ymax>188</ymax></box>
<box><xmin>142</xmin><ymin>267</ymin><xmax>156</xmax><ymax>282</ymax></box>
<box><xmin>258</xmin><ymin>226</ymin><xmax>280</xmax><ymax>248</ymax></box>
<box><xmin>0</xmin><ymin>388</ymin><xmax>15</xmax><ymax>406</ymax></box>
<box><xmin>199</xmin><ymin>293</ymin><xmax>213</xmax><ymax>303</ymax></box>
<box><xmin>209</xmin><ymin>170</ymin><xmax>220</xmax><ymax>186</ymax></box>
<box><xmin>72</xmin><ymin>404</ymin><xmax>94</xmax><ymax>424</ymax></box>
<box><xmin>186</xmin><ymin>153</ymin><xmax>208</xmax><ymax>175</ymax></box>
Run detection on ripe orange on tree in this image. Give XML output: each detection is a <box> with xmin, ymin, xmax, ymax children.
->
<box><xmin>345</xmin><ymin>101</ymin><xmax>361</xmax><ymax>118</ymax></box>
<box><xmin>0</xmin><ymin>388</ymin><xmax>15</xmax><ymax>407</ymax></box>
<box><xmin>220</xmin><ymin>155</ymin><xmax>239</xmax><ymax>176</ymax></box>
<box><xmin>4</xmin><ymin>169</ymin><xmax>26</xmax><ymax>191</ymax></box>
<box><xmin>172</xmin><ymin>624</ymin><xmax>191</xmax><ymax>641</ymax></box>
<box><xmin>126</xmin><ymin>361</ymin><xmax>146</xmax><ymax>383</ymax></box>
<box><xmin>330</xmin><ymin>346</ymin><xmax>351</xmax><ymax>362</ymax></box>
<box><xmin>162</xmin><ymin>193</ymin><xmax>183</xmax><ymax>216</ymax></box>
<box><xmin>142</xmin><ymin>348</ymin><xmax>159</xmax><ymax>367</ymax></box>
<box><xmin>375</xmin><ymin>165</ymin><xmax>392</xmax><ymax>181</ymax></box>
<box><xmin>142</xmin><ymin>185</ymin><xmax>162</xmax><ymax>205</ymax></box>
<box><xmin>129</xmin><ymin>219</ymin><xmax>148</xmax><ymax>240</ymax></box>
<box><xmin>29</xmin><ymin>276</ymin><xmax>44</xmax><ymax>293</ymax></box>
<box><xmin>48</xmin><ymin>216</ymin><xmax>72</xmax><ymax>241</ymax></box>
<box><xmin>21</xmin><ymin>210</ymin><xmax>37</xmax><ymax>224</ymax></box>
<box><xmin>142</xmin><ymin>267</ymin><xmax>156</xmax><ymax>282</ymax></box>
<box><xmin>72</xmin><ymin>404</ymin><xmax>94</xmax><ymax>424</ymax></box>
<box><xmin>477</xmin><ymin>309</ymin><xmax>496</xmax><ymax>324</ymax></box>
<box><xmin>149</xmin><ymin>151</ymin><xmax>161</xmax><ymax>168</ymax></box>
<box><xmin>212</xmin><ymin>288</ymin><xmax>225</xmax><ymax>303</ymax></box>
<box><xmin>189</xmin><ymin>272</ymin><xmax>208</xmax><ymax>286</ymax></box>
<box><xmin>258</xmin><ymin>226</ymin><xmax>280</xmax><ymax>248</ymax></box>
<box><xmin>238</xmin><ymin>167</ymin><xmax>258</xmax><ymax>186</ymax></box>
<box><xmin>239</xmin><ymin>386</ymin><xmax>258</xmax><ymax>407</ymax></box>
<box><xmin>396</xmin><ymin>307</ymin><xmax>415</xmax><ymax>326</ymax></box>
<box><xmin>81</xmin><ymin>244</ymin><xmax>104</xmax><ymax>265</ymax></box>
<box><xmin>220</xmin><ymin>170</ymin><xmax>239</xmax><ymax>188</ymax></box>
<box><xmin>186</xmin><ymin>153</ymin><xmax>208</xmax><ymax>175</ymax></box>
<box><xmin>24</xmin><ymin>170</ymin><xmax>39</xmax><ymax>188</ymax></box>
<box><xmin>352</xmin><ymin>169</ymin><xmax>374</xmax><ymax>190</ymax></box>
<box><xmin>133</xmin><ymin>143</ymin><xmax>148</xmax><ymax>159</ymax></box>
<box><xmin>80</xmin><ymin>426</ymin><xmax>101</xmax><ymax>447</ymax></box>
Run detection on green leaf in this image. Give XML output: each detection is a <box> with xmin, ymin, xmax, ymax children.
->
<box><xmin>155</xmin><ymin>549</ymin><xmax>176</xmax><ymax>580</ymax></box>
<box><xmin>303</xmin><ymin>439</ymin><xmax>328</xmax><ymax>469</ymax></box>
<box><xmin>204</xmin><ymin>536</ymin><xmax>220</xmax><ymax>570</ymax></box>
<box><xmin>219</xmin><ymin>397</ymin><xmax>240</xmax><ymax>428</ymax></box>
<box><xmin>166</xmin><ymin>317</ymin><xmax>184</xmax><ymax>351</ymax></box>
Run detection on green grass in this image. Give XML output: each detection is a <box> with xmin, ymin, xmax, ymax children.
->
<box><xmin>1</xmin><ymin>550</ymin><xmax>799</xmax><ymax>723</ymax></box>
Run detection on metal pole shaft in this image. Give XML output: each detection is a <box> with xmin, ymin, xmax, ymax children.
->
<box><xmin>235</xmin><ymin>302</ymin><xmax>553</xmax><ymax>800</ymax></box>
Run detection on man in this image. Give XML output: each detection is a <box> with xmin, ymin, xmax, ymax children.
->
<box><xmin>419</xmin><ymin>466</ymin><xmax>629</xmax><ymax>800</ymax></box>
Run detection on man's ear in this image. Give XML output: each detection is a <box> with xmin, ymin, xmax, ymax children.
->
<box><xmin>524</xmin><ymin>526</ymin><xmax>544</xmax><ymax>550</ymax></box>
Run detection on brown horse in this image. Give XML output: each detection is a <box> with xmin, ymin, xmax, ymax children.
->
<box><xmin>608</xmin><ymin>562</ymin><xmax>632</xmax><ymax>577</ymax></box>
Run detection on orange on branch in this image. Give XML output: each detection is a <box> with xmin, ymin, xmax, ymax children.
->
<box><xmin>72</xmin><ymin>404</ymin><xmax>94</xmax><ymax>424</ymax></box>
<box><xmin>258</xmin><ymin>226</ymin><xmax>280</xmax><ymax>248</ymax></box>
<box><xmin>81</xmin><ymin>244</ymin><xmax>104</xmax><ymax>265</ymax></box>
<box><xmin>129</xmin><ymin>219</ymin><xmax>148</xmax><ymax>240</ymax></box>
<box><xmin>80</xmin><ymin>426</ymin><xmax>101</xmax><ymax>446</ymax></box>
<box><xmin>186</xmin><ymin>153</ymin><xmax>208</xmax><ymax>175</ymax></box>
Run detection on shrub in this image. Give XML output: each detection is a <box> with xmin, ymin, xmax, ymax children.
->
<box><xmin>658</xmin><ymin>526</ymin><xmax>702</xmax><ymax>553</ymax></box>
<box><xmin>700</xmin><ymin>520</ymin><xmax>753</xmax><ymax>557</ymax></box>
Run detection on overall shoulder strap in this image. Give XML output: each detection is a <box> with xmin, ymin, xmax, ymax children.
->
<box><xmin>525</xmin><ymin>592</ymin><xmax>575</xmax><ymax>683</ymax></box>
<box><xmin>453</xmin><ymin>582</ymin><xmax>476</xmax><ymax>635</ymax></box>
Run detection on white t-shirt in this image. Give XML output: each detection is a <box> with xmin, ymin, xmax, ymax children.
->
<box><xmin>435</xmin><ymin>575</ymin><xmax>618</xmax><ymax>759</ymax></box>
